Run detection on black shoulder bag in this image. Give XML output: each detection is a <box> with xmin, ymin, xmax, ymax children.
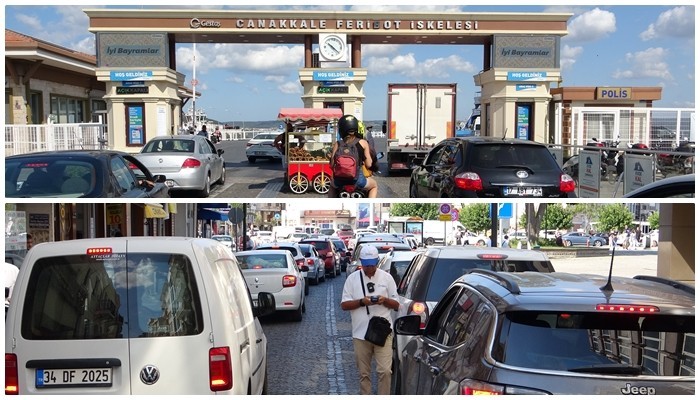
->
<box><xmin>359</xmin><ymin>272</ymin><xmax>392</xmax><ymax>346</ymax></box>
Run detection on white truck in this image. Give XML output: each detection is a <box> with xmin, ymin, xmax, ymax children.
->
<box><xmin>382</xmin><ymin>83</ymin><xmax>457</xmax><ymax>174</ymax></box>
<box><xmin>421</xmin><ymin>219</ymin><xmax>465</xmax><ymax>246</ymax></box>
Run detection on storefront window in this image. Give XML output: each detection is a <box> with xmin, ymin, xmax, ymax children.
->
<box><xmin>50</xmin><ymin>95</ymin><xmax>86</xmax><ymax>123</ymax></box>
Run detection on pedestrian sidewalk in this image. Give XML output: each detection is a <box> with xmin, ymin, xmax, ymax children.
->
<box><xmin>550</xmin><ymin>249</ymin><xmax>658</xmax><ymax>278</ymax></box>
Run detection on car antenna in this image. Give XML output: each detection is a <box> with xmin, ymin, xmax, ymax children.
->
<box><xmin>501</xmin><ymin>128</ymin><xmax>508</xmax><ymax>141</ymax></box>
<box><xmin>600</xmin><ymin>244</ymin><xmax>616</xmax><ymax>293</ymax></box>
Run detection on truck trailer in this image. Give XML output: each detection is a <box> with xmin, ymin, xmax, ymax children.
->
<box><xmin>382</xmin><ymin>83</ymin><xmax>457</xmax><ymax>174</ymax></box>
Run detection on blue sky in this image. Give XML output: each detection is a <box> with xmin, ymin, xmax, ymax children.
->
<box><xmin>4</xmin><ymin>2</ymin><xmax>695</xmax><ymax>122</ymax></box>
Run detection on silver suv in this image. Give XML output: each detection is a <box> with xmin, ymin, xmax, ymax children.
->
<box><xmin>394</xmin><ymin>270</ymin><xmax>695</xmax><ymax>395</ymax></box>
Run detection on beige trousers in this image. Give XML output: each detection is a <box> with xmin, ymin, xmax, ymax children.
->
<box><xmin>352</xmin><ymin>334</ymin><xmax>393</xmax><ymax>395</ymax></box>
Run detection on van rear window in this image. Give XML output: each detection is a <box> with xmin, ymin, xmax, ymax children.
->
<box><xmin>21</xmin><ymin>253</ymin><xmax>203</xmax><ymax>340</ymax></box>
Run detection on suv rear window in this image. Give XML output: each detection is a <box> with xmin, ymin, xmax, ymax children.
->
<box><xmin>471</xmin><ymin>144</ymin><xmax>558</xmax><ymax>170</ymax></box>
<box><xmin>258</xmin><ymin>245</ymin><xmax>299</xmax><ymax>257</ymax></box>
<box><xmin>21</xmin><ymin>253</ymin><xmax>203</xmax><ymax>340</ymax></box>
<box><xmin>301</xmin><ymin>240</ymin><xmax>329</xmax><ymax>251</ymax></box>
<box><xmin>425</xmin><ymin>257</ymin><xmax>553</xmax><ymax>301</ymax></box>
<box><xmin>496</xmin><ymin>311</ymin><xmax>695</xmax><ymax>377</ymax></box>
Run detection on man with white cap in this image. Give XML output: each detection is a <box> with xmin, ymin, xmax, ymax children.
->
<box><xmin>340</xmin><ymin>245</ymin><xmax>399</xmax><ymax>395</ymax></box>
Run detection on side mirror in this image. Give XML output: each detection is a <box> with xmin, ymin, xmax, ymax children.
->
<box><xmin>394</xmin><ymin>315</ymin><xmax>422</xmax><ymax>335</ymax></box>
<box><xmin>217</xmin><ymin>149</ymin><xmax>225</xmax><ymax>156</ymax></box>
<box><xmin>253</xmin><ymin>292</ymin><xmax>276</xmax><ymax>318</ymax></box>
<box><xmin>382</xmin><ymin>121</ymin><xmax>387</xmax><ymax>134</ymax></box>
<box><xmin>153</xmin><ymin>174</ymin><xmax>167</xmax><ymax>183</ymax></box>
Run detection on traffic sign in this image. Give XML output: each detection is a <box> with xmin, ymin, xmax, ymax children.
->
<box><xmin>274</xmin><ymin>213</ymin><xmax>281</xmax><ymax>220</ymax></box>
<box><xmin>450</xmin><ymin>209</ymin><xmax>459</xmax><ymax>221</ymax></box>
<box><xmin>439</xmin><ymin>203</ymin><xmax>452</xmax><ymax>214</ymax></box>
<box><xmin>498</xmin><ymin>203</ymin><xmax>513</xmax><ymax>219</ymax></box>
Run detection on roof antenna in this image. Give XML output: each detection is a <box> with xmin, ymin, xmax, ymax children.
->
<box><xmin>600</xmin><ymin>242</ymin><xmax>616</xmax><ymax>293</ymax></box>
<box><xmin>502</xmin><ymin>128</ymin><xmax>508</xmax><ymax>141</ymax></box>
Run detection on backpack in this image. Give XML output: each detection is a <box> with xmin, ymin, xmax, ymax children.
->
<box><xmin>333</xmin><ymin>138</ymin><xmax>364</xmax><ymax>182</ymax></box>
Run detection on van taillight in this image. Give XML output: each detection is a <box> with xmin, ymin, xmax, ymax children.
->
<box><xmin>454</xmin><ymin>172</ymin><xmax>483</xmax><ymax>191</ymax></box>
<box><xmin>87</xmin><ymin>247</ymin><xmax>113</xmax><ymax>256</ymax></box>
<box><xmin>5</xmin><ymin>354</ymin><xmax>18</xmax><ymax>395</ymax></box>
<box><xmin>409</xmin><ymin>301</ymin><xmax>428</xmax><ymax>329</ymax></box>
<box><xmin>560</xmin><ymin>174</ymin><xmax>576</xmax><ymax>193</ymax></box>
<box><xmin>283</xmin><ymin>275</ymin><xmax>297</xmax><ymax>287</ymax></box>
<box><xmin>209</xmin><ymin>347</ymin><xmax>233</xmax><ymax>392</ymax></box>
<box><xmin>181</xmin><ymin>158</ymin><xmax>202</xmax><ymax>168</ymax></box>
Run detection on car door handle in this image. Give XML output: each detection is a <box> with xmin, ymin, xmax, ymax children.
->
<box><xmin>429</xmin><ymin>366</ymin><xmax>442</xmax><ymax>376</ymax></box>
<box><xmin>239</xmin><ymin>339</ymin><xmax>250</xmax><ymax>352</ymax></box>
<box><xmin>255</xmin><ymin>338</ymin><xmax>263</xmax><ymax>344</ymax></box>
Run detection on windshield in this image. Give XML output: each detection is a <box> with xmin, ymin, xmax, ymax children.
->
<box><xmin>496</xmin><ymin>311</ymin><xmax>695</xmax><ymax>377</ymax></box>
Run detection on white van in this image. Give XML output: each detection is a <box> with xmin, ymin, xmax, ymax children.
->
<box><xmin>5</xmin><ymin>237</ymin><xmax>275</xmax><ymax>395</ymax></box>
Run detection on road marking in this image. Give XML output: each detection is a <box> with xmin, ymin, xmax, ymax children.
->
<box><xmin>326</xmin><ymin>283</ymin><xmax>348</xmax><ymax>395</ymax></box>
<box><xmin>257</xmin><ymin>181</ymin><xmax>284</xmax><ymax>198</ymax></box>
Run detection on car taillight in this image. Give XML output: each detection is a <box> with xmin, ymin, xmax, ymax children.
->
<box><xmin>209</xmin><ymin>347</ymin><xmax>233</xmax><ymax>391</ymax></box>
<box><xmin>296</xmin><ymin>259</ymin><xmax>305</xmax><ymax>268</ymax></box>
<box><xmin>283</xmin><ymin>275</ymin><xmax>297</xmax><ymax>287</ymax></box>
<box><xmin>409</xmin><ymin>301</ymin><xmax>429</xmax><ymax>329</ymax></box>
<box><xmin>5</xmin><ymin>354</ymin><xmax>18</xmax><ymax>395</ymax></box>
<box><xmin>460</xmin><ymin>379</ymin><xmax>504</xmax><ymax>395</ymax></box>
<box><xmin>595</xmin><ymin>304</ymin><xmax>659</xmax><ymax>313</ymax></box>
<box><xmin>454</xmin><ymin>172</ymin><xmax>483</xmax><ymax>191</ymax></box>
<box><xmin>181</xmin><ymin>158</ymin><xmax>202</xmax><ymax>168</ymax></box>
<box><xmin>559</xmin><ymin>174</ymin><xmax>576</xmax><ymax>193</ymax></box>
<box><xmin>306</xmin><ymin>258</ymin><xmax>314</xmax><ymax>265</ymax></box>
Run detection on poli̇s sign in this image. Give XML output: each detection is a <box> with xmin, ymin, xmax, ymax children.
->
<box><xmin>596</xmin><ymin>87</ymin><xmax>631</xmax><ymax>99</ymax></box>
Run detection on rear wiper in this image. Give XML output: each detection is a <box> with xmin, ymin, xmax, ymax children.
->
<box><xmin>569</xmin><ymin>364</ymin><xmax>643</xmax><ymax>375</ymax></box>
<box><xmin>496</xmin><ymin>165</ymin><xmax>534</xmax><ymax>172</ymax></box>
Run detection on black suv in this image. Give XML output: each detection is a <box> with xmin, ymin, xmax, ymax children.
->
<box><xmin>409</xmin><ymin>137</ymin><xmax>576</xmax><ymax>198</ymax></box>
<box><xmin>394</xmin><ymin>271</ymin><xmax>695</xmax><ymax>395</ymax></box>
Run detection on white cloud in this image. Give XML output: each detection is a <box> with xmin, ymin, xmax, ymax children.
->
<box><xmin>72</xmin><ymin>36</ymin><xmax>95</xmax><ymax>55</ymax></box>
<box><xmin>611</xmin><ymin>47</ymin><xmax>673</xmax><ymax>81</ymax></box>
<box><xmin>264</xmin><ymin>75</ymin><xmax>285</xmax><ymax>83</ymax></box>
<box><xmin>640</xmin><ymin>6</ymin><xmax>695</xmax><ymax>41</ymax></box>
<box><xmin>15</xmin><ymin>13</ymin><xmax>44</xmax><ymax>32</ymax></box>
<box><xmin>365</xmin><ymin>53</ymin><xmax>476</xmax><ymax>78</ymax></box>
<box><xmin>560</xmin><ymin>44</ymin><xmax>584</xmax><ymax>70</ymax></box>
<box><xmin>565</xmin><ymin>8</ymin><xmax>616</xmax><ymax>43</ymax></box>
<box><xmin>278</xmin><ymin>81</ymin><xmax>302</xmax><ymax>94</ymax></box>
<box><xmin>177</xmin><ymin>44</ymin><xmax>304</xmax><ymax>75</ymax></box>
<box><xmin>359</xmin><ymin>44</ymin><xmax>401</xmax><ymax>57</ymax></box>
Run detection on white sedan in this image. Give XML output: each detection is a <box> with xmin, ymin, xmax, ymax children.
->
<box><xmin>236</xmin><ymin>249</ymin><xmax>306</xmax><ymax>321</ymax></box>
<box><xmin>246</xmin><ymin>133</ymin><xmax>283</xmax><ymax>163</ymax></box>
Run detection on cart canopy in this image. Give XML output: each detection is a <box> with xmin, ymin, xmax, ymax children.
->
<box><xmin>277</xmin><ymin>108</ymin><xmax>343</xmax><ymax>122</ymax></box>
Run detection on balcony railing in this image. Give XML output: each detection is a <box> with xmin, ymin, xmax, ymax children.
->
<box><xmin>5</xmin><ymin>123</ymin><xmax>108</xmax><ymax>156</ymax></box>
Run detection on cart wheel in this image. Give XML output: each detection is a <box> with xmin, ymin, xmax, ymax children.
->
<box><xmin>289</xmin><ymin>175</ymin><xmax>309</xmax><ymax>194</ymax></box>
<box><xmin>312</xmin><ymin>174</ymin><xmax>331</xmax><ymax>194</ymax></box>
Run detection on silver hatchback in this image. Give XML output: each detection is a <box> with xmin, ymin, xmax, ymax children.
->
<box><xmin>134</xmin><ymin>135</ymin><xmax>225</xmax><ymax>197</ymax></box>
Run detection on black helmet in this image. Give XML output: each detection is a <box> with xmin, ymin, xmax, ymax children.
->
<box><xmin>338</xmin><ymin>114</ymin><xmax>359</xmax><ymax>138</ymax></box>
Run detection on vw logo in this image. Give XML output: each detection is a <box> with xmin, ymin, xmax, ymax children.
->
<box><xmin>255</xmin><ymin>277</ymin><xmax>259</xmax><ymax>283</ymax></box>
<box><xmin>516</xmin><ymin>170</ymin><xmax>529</xmax><ymax>179</ymax></box>
<box><xmin>140</xmin><ymin>365</ymin><xmax>160</xmax><ymax>385</ymax></box>
<box><xmin>158</xmin><ymin>158</ymin><xmax>164</xmax><ymax>163</ymax></box>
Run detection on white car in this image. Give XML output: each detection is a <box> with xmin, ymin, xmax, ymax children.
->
<box><xmin>255</xmin><ymin>231</ymin><xmax>274</xmax><ymax>244</ymax></box>
<box><xmin>236</xmin><ymin>250</ymin><xmax>306</xmax><ymax>321</ymax></box>
<box><xmin>245</xmin><ymin>133</ymin><xmax>282</xmax><ymax>163</ymax></box>
<box><xmin>211</xmin><ymin>234</ymin><xmax>237</xmax><ymax>252</ymax></box>
<box><xmin>4</xmin><ymin>237</ymin><xmax>274</xmax><ymax>395</ymax></box>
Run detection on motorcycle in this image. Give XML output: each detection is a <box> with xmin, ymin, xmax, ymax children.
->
<box><xmin>657</xmin><ymin>141</ymin><xmax>695</xmax><ymax>176</ymax></box>
<box><xmin>334</xmin><ymin>152</ymin><xmax>384</xmax><ymax>198</ymax></box>
<box><xmin>211</xmin><ymin>131</ymin><xmax>222</xmax><ymax>144</ymax></box>
<box><xmin>613</xmin><ymin>142</ymin><xmax>651</xmax><ymax>176</ymax></box>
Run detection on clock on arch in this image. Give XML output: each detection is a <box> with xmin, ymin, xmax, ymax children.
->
<box><xmin>318</xmin><ymin>33</ymin><xmax>348</xmax><ymax>62</ymax></box>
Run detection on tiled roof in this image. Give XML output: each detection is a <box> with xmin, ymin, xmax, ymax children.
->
<box><xmin>5</xmin><ymin>28</ymin><xmax>96</xmax><ymax>65</ymax></box>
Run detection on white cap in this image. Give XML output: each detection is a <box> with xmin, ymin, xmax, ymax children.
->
<box><xmin>359</xmin><ymin>246</ymin><xmax>379</xmax><ymax>266</ymax></box>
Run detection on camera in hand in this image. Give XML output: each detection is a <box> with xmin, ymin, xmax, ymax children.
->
<box><xmin>370</xmin><ymin>296</ymin><xmax>379</xmax><ymax>303</ymax></box>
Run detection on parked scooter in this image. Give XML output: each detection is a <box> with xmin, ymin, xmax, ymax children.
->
<box><xmin>613</xmin><ymin>142</ymin><xmax>651</xmax><ymax>176</ymax></box>
<box><xmin>657</xmin><ymin>141</ymin><xmax>695</xmax><ymax>175</ymax></box>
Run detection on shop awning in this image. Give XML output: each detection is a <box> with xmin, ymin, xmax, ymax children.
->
<box><xmin>144</xmin><ymin>204</ymin><xmax>167</xmax><ymax>218</ymax></box>
<box><xmin>277</xmin><ymin>108</ymin><xmax>343</xmax><ymax>122</ymax></box>
<box><xmin>198</xmin><ymin>208</ymin><xmax>229</xmax><ymax>221</ymax></box>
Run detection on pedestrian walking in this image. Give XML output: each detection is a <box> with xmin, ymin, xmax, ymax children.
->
<box><xmin>634</xmin><ymin>226</ymin><xmax>642</xmax><ymax>250</ymax></box>
<box><xmin>340</xmin><ymin>246</ymin><xmax>399</xmax><ymax>395</ymax></box>
<box><xmin>609</xmin><ymin>231</ymin><xmax>617</xmax><ymax>251</ymax></box>
<box><xmin>501</xmin><ymin>234</ymin><xmax>510</xmax><ymax>248</ymax></box>
<box><xmin>197</xmin><ymin>125</ymin><xmax>208</xmax><ymax>138</ymax></box>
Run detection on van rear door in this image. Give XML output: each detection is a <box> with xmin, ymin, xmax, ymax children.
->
<box><xmin>124</xmin><ymin>239</ymin><xmax>214</xmax><ymax>394</ymax></box>
<box><xmin>6</xmin><ymin>239</ymin><xmax>132</xmax><ymax>395</ymax></box>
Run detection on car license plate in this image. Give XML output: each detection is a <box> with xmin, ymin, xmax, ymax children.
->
<box><xmin>254</xmin><ymin>151</ymin><xmax>265</xmax><ymax>155</ymax></box>
<box><xmin>35</xmin><ymin>368</ymin><xmax>112</xmax><ymax>388</ymax></box>
<box><xmin>504</xmin><ymin>187</ymin><xmax>542</xmax><ymax>196</ymax></box>
<box><xmin>165</xmin><ymin>180</ymin><xmax>175</xmax><ymax>187</ymax></box>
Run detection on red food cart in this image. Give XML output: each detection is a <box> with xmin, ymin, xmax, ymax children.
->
<box><xmin>277</xmin><ymin>108</ymin><xmax>342</xmax><ymax>194</ymax></box>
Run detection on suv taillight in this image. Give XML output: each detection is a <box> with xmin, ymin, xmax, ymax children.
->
<box><xmin>181</xmin><ymin>158</ymin><xmax>202</xmax><ymax>168</ymax></box>
<box><xmin>559</xmin><ymin>174</ymin><xmax>576</xmax><ymax>193</ymax></box>
<box><xmin>283</xmin><ymin>275</ymin><xmax>297</xmax><ymax>287</ymax></box>
<box><xmin>5</xmin><ymin>354</ymin><xmax>18</xmax><ymax>395</ymax></box>
<box><xmin>209</xmin><ymin>347</ymin><xmax>233</xmax><ymax>391</ymax></box>
<box><xmin>454</xmin><ymin>172</ymin><xmax>483</xmax><ymax>191</ymax></box>
<box><xmin>408</xmin><ymin>301</ymin><xmax>429</xmax><ymax>329</ymax></box>
<box><xmin>460</xmin><ymin>379</ymin><xmax>504</xmax><ymax>395</ymax></box>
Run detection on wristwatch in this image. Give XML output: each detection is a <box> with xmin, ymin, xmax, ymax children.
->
<box><xmin>359</xmin><ymin>298</ymin><xmax>364</xmax><ymax>307</ymax></box>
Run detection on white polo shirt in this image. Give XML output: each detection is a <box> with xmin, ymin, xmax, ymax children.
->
<box><xmin>341</xmin><ymin>268</ymin><xmax>398</xmax><ymax>340</ymax></box>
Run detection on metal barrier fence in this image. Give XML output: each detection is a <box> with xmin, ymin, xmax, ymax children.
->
<box><xmin>548</xmin><ymin>143</ymin><xmax>694</xmax><ymax>198</ymax></box>
<box><xmin>5</xmin><ymin>123</ymin><xmax>108</xmax><ymax>156</ymax></box>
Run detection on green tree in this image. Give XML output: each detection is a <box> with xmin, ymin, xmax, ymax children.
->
<box><xmin>390</xmin><ymin>203</ymin><xmax>439</xmax><ymax>220</ymax></box>
<box><xmin>460</xmin><ymin>203</ymin><xmax>491</xmax><ymax>234</ymax></box>
<box><xmin>597</xmin><ymin>204</ymin><xmax>634</xmax><ymax>233</ymax></box>
<box><xmin>541</xmin><ymin>204</ymin><xmax>574</xmax><ymax>231</ymax></box>
<box><xmin>647</xmin><ymin>211</ymin><xmax>659</xmax><ymax>230</ymax></box>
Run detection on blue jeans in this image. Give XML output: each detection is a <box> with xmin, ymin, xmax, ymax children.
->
<box><xmin>334</xmin><ymin>170</ymin><xmax>367</xmax><ymax>189</ymax></box>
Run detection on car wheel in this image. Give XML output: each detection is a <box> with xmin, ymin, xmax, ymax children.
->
<box><xmin>320</xmin><ymin>273</ymin><xmax>326</xmax><ymax>283</ymax></box>
<box><xmin>564</xmin><ymin>240</ymin><xmax>572</xmax><ymax>247</ymax></box>
<box><xmin>593</xmin><ymin>240</ymin><xmax>603</xmax><ymax>247</ymax></box>
<box><xmin>291</xmin><ymin>302</ymin><xmax>303</xmax><ymax>322</ymax></box>
<box><xmin>425</xmin><ymin>237</ymin><xmax>435</xmax><ymax>246</ymax></box>
<box><xmin>248</xmin><ymin>157</ymin><xmax>256</xmax><ymax>163</ymax></box>
<box><xmin>408</xmin><ymin>180</ymin><xmax>418</xmax><ymax>198</ymax></box>
<box><xmin>217</xmin><ymin>166</ymin><xmax>226</xmax><ymax>185</ymax></box>
<box><xmin>199</xmin><ymin>175</ymin><xmax>211</xmax><ymax>197</ymax></box>
<box><xmin>304</xmin><ymin>279</ymin><xmax>309</xmax><ymax>295</ymax></box>
<box><xmin>477</xmin><ymin>239</ymin><xmax>485</xmax><ymax>246</ymax></box>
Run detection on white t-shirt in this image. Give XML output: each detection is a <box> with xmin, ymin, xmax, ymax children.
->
<box><xmin>341</xmin><ymin>269</ymin><xmax>398</xmax><ymax>340</ymax></box>
<box><xmin>4</xmin><ymin>262</ymin><xmax>20</xmax><ymax>306</ymax></box>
